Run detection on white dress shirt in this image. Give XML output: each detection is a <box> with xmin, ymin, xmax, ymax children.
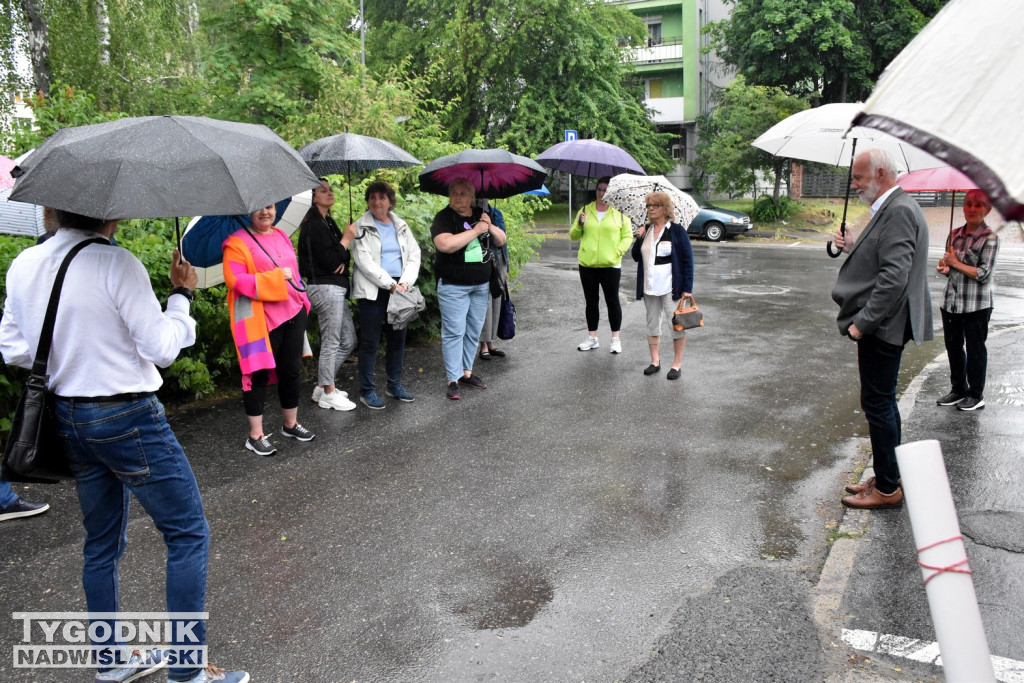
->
<box><xmin>0</xmin><ymin>229</ymin><xmax>196</xmax><ymax>396</ymax></box>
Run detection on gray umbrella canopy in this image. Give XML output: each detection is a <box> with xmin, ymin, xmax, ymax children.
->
<box><xmin>10</xmin><ymin>115</ymin><xmax>320</xmax><ymax>220</ymax></box>
<box><xmin>298</xmin><ymin>132</ymin><xmax>421</xmax><ymax>176</ymax></box>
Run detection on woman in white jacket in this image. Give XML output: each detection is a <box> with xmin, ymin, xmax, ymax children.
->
<box><xmin>350</xmin><ymin>181</ymin><xmax>422</xmax><ymax>409</ymax></box>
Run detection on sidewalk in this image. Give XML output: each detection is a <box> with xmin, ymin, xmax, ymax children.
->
<box><xmin>817</xmin><ymin>324</ymin><xmax>1024</xmax><ymax>682</ymax></box>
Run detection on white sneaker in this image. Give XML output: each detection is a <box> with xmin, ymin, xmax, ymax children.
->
<box><xmin>318</xmin><ymin>390</ymin><xmax>357</xmax><ymax>411</ymax></box>
<box><xmin>578</xmin><ymin>336</ymin><xmax>599</xmax><ymax>351</ymax></box>
<box><xmin>610</xmin><ymin>338</ymin><xmax>622</xmax><ymax>354</ymax></box>
<box><xmin>311</xmin><ymin>386</ymin><xmax>347</xmax><ymax>403</ymax></box>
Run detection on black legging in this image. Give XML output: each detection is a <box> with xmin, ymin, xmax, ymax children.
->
<box><xmin>578</xmin><ymin>265</ymin><xmax>622</xmax><ymax>332</ymax></box>
<box><xmin>243</xmin><ymin>308</ymin><xmax>308</xmax><ymax>416</ymax></box>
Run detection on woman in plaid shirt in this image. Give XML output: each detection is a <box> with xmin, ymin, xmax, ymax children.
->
<box><xmin>935</xmin><ymin>189</ymin><xmax>1000</xmax><ymax>411</ymax></box>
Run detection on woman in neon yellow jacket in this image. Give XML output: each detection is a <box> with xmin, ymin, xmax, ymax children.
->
<box><xmin>570</xmin><ymin>176</ymin><xmax>634</xmax><ymax>354</ymax></box>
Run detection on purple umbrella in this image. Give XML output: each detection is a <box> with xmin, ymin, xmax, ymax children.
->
<box><xmin>419</xmin><ymin>149</ymin><xmax>546</xmax><ymax>199</ymax></box>
<box><xmin>535</xmin><ymin>139</ymin><xmax>645</xmax><ymax>178</ymax></box>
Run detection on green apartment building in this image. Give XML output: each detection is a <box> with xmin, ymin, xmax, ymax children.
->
<box><xmin>611</xmin><ymin>0</ymin><xmax>734</xmax><ymax>189</ymax></box>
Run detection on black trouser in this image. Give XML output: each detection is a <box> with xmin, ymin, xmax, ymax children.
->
<box><xmin>942</xmin><ymin>307</ymin><xmax>992</xmax><ymax>399</ymax></box>
<box><xmin>578</xmin><ymin>265</ymin><xmax>622</xmax><ymax>332</ymax></box>
<box><xmin>243</xmin><ymin>308</ymin><xmax>308</xmax><ymax>416</ymax></box>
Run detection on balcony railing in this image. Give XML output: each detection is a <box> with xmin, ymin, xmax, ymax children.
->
<box><xmin>629</xmin><ymin>37</ymin><xmax>683</xmax><ymax>64</ymax></box>
<box><xmin>645</xmin><ymin>97</ymin><xmax>685</xmax><ymax>125</ymax></box>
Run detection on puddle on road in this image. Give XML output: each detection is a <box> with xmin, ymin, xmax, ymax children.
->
<box><xmin>453</xmin><ymin>571</ymin><xmax>555</xmax><ymax>630</ymax></box>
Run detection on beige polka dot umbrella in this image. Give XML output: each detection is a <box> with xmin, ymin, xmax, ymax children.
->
<box><xmin>603</xmin><ymin>174</ymin><xmax>700</xmax><ymax>232</ymax></box>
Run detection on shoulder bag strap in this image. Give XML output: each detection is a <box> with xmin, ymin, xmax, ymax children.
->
<box><xmin>32</xmin><ymin>237</ymin><xmax>108</xmax><ymax>376</ymax></box>
<box><xmin>244</xmin><ymin>227</ymin><xmax>307</xmax><ymax>292</ymax></box>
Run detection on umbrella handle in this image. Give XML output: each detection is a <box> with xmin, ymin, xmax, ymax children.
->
<box><xmin>826</xmin><ymin>240</ymin><xmax>843</xmax><ymax>258</ymax></box>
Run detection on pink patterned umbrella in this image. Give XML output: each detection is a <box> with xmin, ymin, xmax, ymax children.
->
<box><xmin>419</xmin><ymin>149</ymin><xmax>546</xmax><ymax>199</ymax></box>
<box><xmin>0</xmin><ymin>155</ymin><xmax>16</xmax><ymax>189</ymax></box>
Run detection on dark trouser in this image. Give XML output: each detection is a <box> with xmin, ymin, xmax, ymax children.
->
<box><xmin>941</xmin><ymin>307</ymin><xmax>992</xmax><ymax>399</ymax></box>
<box><xmin>357</xmin><ymin>292</ymin><xmax>407</xmax><ymax>394</ymax></box>
<box><xmin>578</xmin><ymin>265</ymin><xmax>622</xmax><ymax>332</ymax></box>
<box><xmin>243</xmin><ymin>308</ymin><xmax>308</xmax><ymax>416</ymax></box>
<box><xmin>857</xmin><ymin>334</ymin><xmax>906</xmax><ymax>495</ymax></box>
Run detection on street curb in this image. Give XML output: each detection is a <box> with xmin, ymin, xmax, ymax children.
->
<box><xmin>813</xmin><ymin>323</ymin><xmax>1024</xmax><ymax>640</ymax></box>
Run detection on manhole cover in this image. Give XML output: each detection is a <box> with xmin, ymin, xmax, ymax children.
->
<box><xmin>729</xmin><ymin>285</ymin><xmax>790</xmax><ymax>295</ymax></box>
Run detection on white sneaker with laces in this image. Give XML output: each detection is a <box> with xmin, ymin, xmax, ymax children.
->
<box><xmin>311</xmin><ymin>386</ymin><xmax>347</xmax><ymax>403</ymax></box>
<box><xmin>609</xmin><ymin>338</ymin><xmax>622</xmax><ymax>354</ymax></box>
<box><xmin>319</xmin><ymin>390</ymin><xmax>357</xmax><ymax>411</ymax></box>
<box><xmin>577</xmin><ymin>336</ymin><xmax>599</xmax><ymax>351</ymax></box>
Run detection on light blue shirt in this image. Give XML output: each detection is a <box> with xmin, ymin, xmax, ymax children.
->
<box><xmin>374</xmin><ymin>218</ymin><xmax>403</xmax><ymax>278</ymax></box>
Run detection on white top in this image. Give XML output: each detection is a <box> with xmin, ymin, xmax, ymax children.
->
<box><xmin>0</xmin><ymin>229</ymin><xmax>196</xmax><ymax>396</ymax></box>
<box><xmin>870</xmin><ymin>186</ymin><xmax>899</xmax><ymax>215</ymax></box>
<box><xmin>642</xmin><ymin>224</ymin><xmax>673</xmax><ymax>296</ymax></box>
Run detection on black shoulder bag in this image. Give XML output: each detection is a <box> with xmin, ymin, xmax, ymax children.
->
<box><xmin>2</xmin><ymin>238</ymin><xmax>106</xmax><ymax>483</ymax></box>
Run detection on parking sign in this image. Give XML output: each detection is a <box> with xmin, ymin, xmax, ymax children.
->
<box><xmin>564</xmin><ymin>130</ymin><xmax>578</xmax><ymax>142</ymax></box>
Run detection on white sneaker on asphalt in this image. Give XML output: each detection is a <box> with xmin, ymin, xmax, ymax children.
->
<box><xmin>318</xmin><ymin>390</ymin><xmax>357</xmax><ymax>411</ymax></box>
<box><xmin>311</xmin><ymin>386</ymin><xmax>347</xmax><ymax>403</ymax></box>
<box><xmin>577</xmin><ymin>336</ymin><xmax>599</xmax><ymax>351</ymax></box>
<box><xmin>609</xmin><ymin>338</ymin><xmax>622</xmax><ymax>354</ymax></box>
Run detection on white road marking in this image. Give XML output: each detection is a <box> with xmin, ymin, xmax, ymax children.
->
<box><xmin>841</xmin><ymin>628</ymin><xmax>1024</xmax><ymax>682</ymax></box>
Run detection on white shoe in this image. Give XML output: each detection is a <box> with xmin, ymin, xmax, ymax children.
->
<box><xmin>577</xmin><ymin>336</ymin><xmax>599</xmax><ymax>351</ymax></box>
<box><xmin>318</xmin><ymin>390</ymin><xmax>357</xmax><ymax>411</ymax></box>
<box><xmin>312</xmin><ymin>386</ymin><xmax>347</xmax><ymax>403</ymax></box>
<box><xmin>609</xmin><ymin>338</ymin><xmax>622</xmax><ymax>354</ymax></box>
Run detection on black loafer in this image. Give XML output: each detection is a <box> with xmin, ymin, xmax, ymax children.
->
<box><xmin>643</xmin><ymin>363</ymin><xmax>661</xmax><ymax>376</ymax></box>
<box><xmin>488</xmin><ymin>348</ymin><xmax>506</xmax><ymax>357</ymax></box>
<box><xmin>479</xmin><ymin>350</ymin><xmax>492</xmax><ymax>360</ymax></box>
<box><xmin>666</xmin><ymin>368</ymin><xmax>681</xmax><ymax>380</ymax></box>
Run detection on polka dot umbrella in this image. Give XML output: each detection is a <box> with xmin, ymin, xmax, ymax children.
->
<box><xmin>603</xmin><ymin>174</ymin><xmax>700</xmax><ymax>232</ymax></box>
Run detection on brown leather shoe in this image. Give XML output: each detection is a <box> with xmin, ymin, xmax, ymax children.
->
<box><xmin>842</xmin><ymin>486</ymin><xmax>903</xmax><ymax>509</ymax></box>
<box><xmin>845</xmin><ymin>477</ymin><xmax>875</xmax><ymax>495</ymax></box>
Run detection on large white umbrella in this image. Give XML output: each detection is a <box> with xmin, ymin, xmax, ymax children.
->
<box><xmin>0</xmin><ymin>188</ymin><xmax>45</xmax><ymax>237</ymax></box>
<box><xmin>853</xmin><ymin>0</ymin><xmax>1024</xmax><ymax>221</ymax></box>
<box><xmin>752</xmin><ymin>102</ymin><xmax>942</xmax><ymax>173</ymax></box>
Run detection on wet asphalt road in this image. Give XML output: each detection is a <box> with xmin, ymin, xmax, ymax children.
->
<box><xmin>2</xmin><ymin>236</ymin><xmax>1022</xmax><ymax>682</ymax></box>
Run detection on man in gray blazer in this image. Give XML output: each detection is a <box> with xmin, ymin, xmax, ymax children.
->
<box><xmin>831</xmin><ymin>148</ymin><xmax>934</xmax><ymax>510</ymax></box>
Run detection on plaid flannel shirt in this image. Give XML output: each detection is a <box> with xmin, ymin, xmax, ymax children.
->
<box><xmin>941</xmin><ymin>222</ymin><xmax>998</xmax><ymax>314</ymax></box>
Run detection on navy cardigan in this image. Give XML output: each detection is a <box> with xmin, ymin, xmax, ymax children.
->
<box><xmin>630</xmin><ymin>222</ymin><xmax>694</xmax><ymax>300</ymax></box>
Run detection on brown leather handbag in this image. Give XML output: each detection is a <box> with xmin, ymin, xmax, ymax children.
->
<box><xmin>671</xmin><ymin>295</ymin><xmax>704</xmax><ymax>332</ymax></box>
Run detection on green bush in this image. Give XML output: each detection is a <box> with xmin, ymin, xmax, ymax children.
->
<box><xmin>752</xmin><ymin>196</ymin><xmax>800</xmax><ymax>223</ymax></box>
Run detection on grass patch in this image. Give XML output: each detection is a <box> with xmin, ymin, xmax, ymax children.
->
<box><xmin>532</xmin><ymin>202</ymin><xmax>572</xmax><ymax>226</ymax></box>
<box><xmin>716</xmin><ymin>197</ymin><xmax>871</xmax><ymax>234</ymax></box>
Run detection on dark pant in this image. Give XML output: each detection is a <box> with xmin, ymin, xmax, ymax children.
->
<box><xmin>941</xmin><ymin>307</ymin><xmax>992</xmax><ymax>399</ymax></box>
<box><xmin>578</xmin><ymin>265</ymin><xmax>622</xmax><ymax>332</ymax></box>
<box><xmin>857</xmin><ymin>334</ymin><xmax>906</xmax><ymax>495</ymax></box>
<box><xmin>243</xmin><ymin>308</ymin><xmax>308</xmax><ymax>416</ymax></box>
<box><xmin>357</xmin><ymin>292</ymin><xmax>407</xmax><ymax>394</ymax></box>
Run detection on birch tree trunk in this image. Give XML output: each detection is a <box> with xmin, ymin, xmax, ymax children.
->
<box><xmin>95</xmin><ymin>0</ymin><xmax>109</xmax><ymax>65</ymax></box>
<box><xmin>19</xmin><ymin>0</ymin><xmax>49</xmax><ymax>95</ymax></box>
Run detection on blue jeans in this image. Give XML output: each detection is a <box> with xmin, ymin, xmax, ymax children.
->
<box><xmin>357</xmin><ymin>292</ymin><xmax>407</xmax><ymax>394</ymax></box>
<box><xmin>0</xmin><ymin>481</ymin><xmax>19</xmax><ymax>508</ymax></box>
<box><xmin>55</xmin><ymin>395</ymin><xmax>209</xmax><ymax>681</ymax></box>
<box><xmin>941</xmin><ymin>307</ymin><xmax>992</xmax><ymax>399</ymax></box>
<box><xmin>437</xmin><ymin>281</ymin><xmax>490</xmax><ymax>382</ymax></box>
<box><xmin>856</xmin><ymin>335</ymin><xmax>905</xmax><ymax>495</ymax></box>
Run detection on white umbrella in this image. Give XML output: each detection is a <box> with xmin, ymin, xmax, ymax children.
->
<box><xmin>0</xmin><ymin>188</ymin><xmax>46</xmax><ymax>237</ymax></box>
<box><xmin>184</xmin><ymin>190</ymin><xmax>313</xmax><ymax>289</ymax></box>
<box><xmin>752</xmin><ymin>102</ymin><xmax>942</xmax><ymax>173</ymax></box>
<box><xmin>853</xmin><ymin>0</ymin><xmax>1024</xmax><ymax>221</ymax></box>
<box><xmin>603</xmin><ymin>174</ymin><xmax>700</xmax><ymax>232</ymax></box>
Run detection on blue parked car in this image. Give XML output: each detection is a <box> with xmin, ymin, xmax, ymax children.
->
<box><xmin>687</xmin><ymin>194</ymin><xmax>752</xmax><ymax>242</ymax></box>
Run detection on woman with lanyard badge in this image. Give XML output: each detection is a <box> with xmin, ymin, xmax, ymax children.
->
<box><xmin>630</xmin><ymin>191</ymin><xmax>694</xmax><ymax>380</ymax></box>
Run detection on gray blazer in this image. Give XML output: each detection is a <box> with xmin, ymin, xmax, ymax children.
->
<box><xmin>831</xmin><ymin>187</ymin><xmax>934</xmax><ymax>346</ymax></box>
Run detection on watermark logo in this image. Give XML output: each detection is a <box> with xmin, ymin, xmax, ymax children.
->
<box><xmin>11</xmin><ymin>612</ymin><xmax>207</xmax><ymax>669</ymax></box>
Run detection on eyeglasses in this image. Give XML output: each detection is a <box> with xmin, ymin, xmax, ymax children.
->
<box><xmin>596</xmin><ymin>187</ymin><xmax>608</xmax><ymax>192</ymax></box>
<box><xmin>646</xmin><ymin>204</ymin><xmax>663</xmax><ymax>209</ymax></box>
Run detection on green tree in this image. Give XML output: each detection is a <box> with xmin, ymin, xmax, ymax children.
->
<box><xmin>200</xmin><ymin>0</ymin><xmax>360</xmax><ymax>128</ymax></box>
<box><xmin>692</xmin><ymin>76</ymin><xmax>808</xmax><ymax>203</ymax></box>
<box><xmin>706</xmin><ymin>0</ymin><xmax>946</xmax><ymax>103</ymax></box>
<box><xmin>364</xmin><ymin>0</ymin><xmax>673</xmax><ymax>172</ymax></box>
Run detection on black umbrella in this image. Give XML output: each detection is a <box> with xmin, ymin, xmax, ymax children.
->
<box><xmin>419</xmin><ymin>149</ymin><xmax>546</xmax><ymax>199</ymax></box>
<box><xmin>10</xmin><ymin>115</ymin><xmax>320</xmax><ymax>251</ymax></box>
<box><xmin>298</xmin><ymin>131</ymin><xmax>421</xmax><ymax>223</ymax></box>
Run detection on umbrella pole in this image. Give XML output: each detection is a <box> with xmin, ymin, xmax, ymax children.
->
<box><xmin>568</xmin><ymin>174</ymin><xmax>573</xmax><ymax>227</ymax></box>
<box><xmin>175</xmin><ymin>216</ymin><xmax>182</xmax><ymax>264</ymax></box>
<box><xmin>827</xmin><ymin>138</ymin><xmax>857</xmax><ymax>258</ymax></box>
<box><xmin>948</xmin><ymin>191</ymin><xmax>956</xmax><ymax>248</ymax></box>
<box><xmin>347</xmin><ymin>160</ymin><xmax>353</xmax><ymax>226</ymax></box>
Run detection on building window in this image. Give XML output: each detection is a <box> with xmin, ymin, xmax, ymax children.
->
<box><xmin>645</xmin><ymin>78</ymin><xmax>663</xmax><ymax>99</ymax></box>
<box><xmin>647</xmin><ymin>22</ymin><xmax>662</xmax><ymax>46</ymax></box>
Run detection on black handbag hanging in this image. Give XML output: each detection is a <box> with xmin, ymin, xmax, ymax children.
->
<box><xmin>2</xmin><ymin>238</ymin><xmax>106</xmax><ymax>483</ymax></box>
<box><xmin>497</xmin><ymin>281</ymin><xmax>516</xmax><ymax>341</ymax></box>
